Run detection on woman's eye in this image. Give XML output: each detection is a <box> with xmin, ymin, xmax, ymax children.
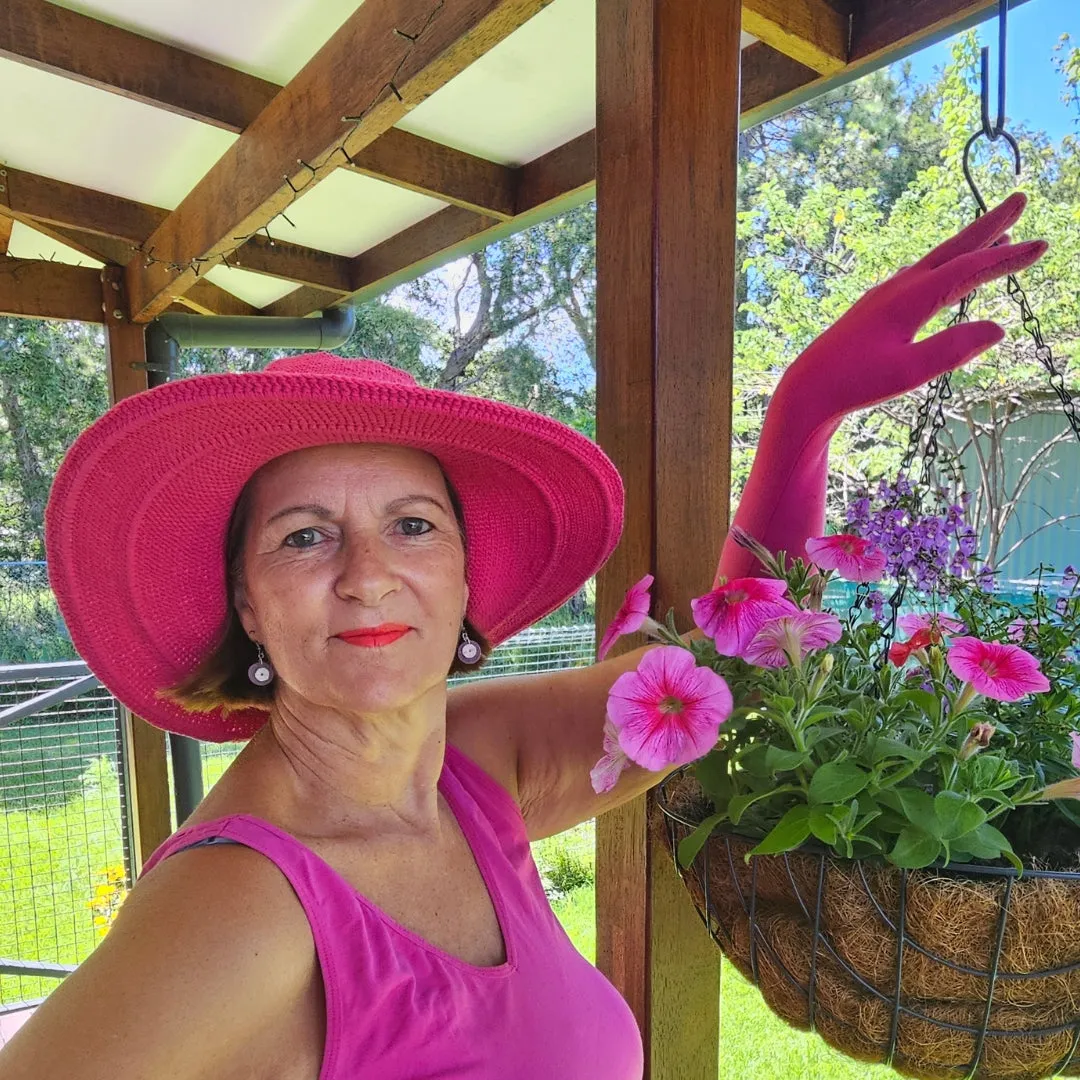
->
<box><xmin>283</xmin><ymin>527</ymin><xmax>323</xmax><ymax>549</ymax></box>
<box><xmin>399</xmin><ymin>517</ymin><xmax>433</xmax><ymax>537</ymax></box>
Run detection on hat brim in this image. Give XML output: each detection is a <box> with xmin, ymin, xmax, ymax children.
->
<box><xmin>45</xmin><ymin>371</ymin><xmax>623</xmax><ymax>741</ymax></box>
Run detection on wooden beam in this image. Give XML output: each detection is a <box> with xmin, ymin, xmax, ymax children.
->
<box><xmin>345</xmin><ymin>128</ymin><xmax>516</xmax><ymax>220</ymax></box>
<box><xmin>177</xmin><ymin>280</ymin><xmax>258</xmax><ymax>318</ymax></box>
<box><xmin>228</xmin><ymin>235</ymin><xmax>352</xmax><ymax>294</ymax></box>
<box><xmin>0</xmin><ymin>215</ymin><xmax>12</xmax><ymax>256</ymax></box>
<box><xmin>851</xmin><ymin>0</ymin><xmax>1031</xmax><ymax>64</ymax></box>
<box><xmin>0</xmin><ymin>165</ymin><xmax>166</xmax><ymax>244</ymax></box>
<box><xmin>2</xmin><ymin>224</ymin><xmax>254</xmax><ymax>318</ymax></box>
<box><xmin>266</xmin><ymin>129</ymin><xmax>597</xmax><ymax>317</ymax></box>
<box><xmin>741</xmin><ymin>0</ymin><xmax>848</xmax><ymax>75</ymax></box>
<box><xmin>123</xmin><ymin>0</ymin><xmax>554</xmax><ymax>323</ymax></box>
<box><xmin>0</xmin><ymin>258</ymin><xmax>104</xmax><ymax>321</ymax></box>
<box><xmin>513</xmin><ymin>130</ymin><xmax>595</xmax><ymax>213</ymax></box>
<box><xmin>0</xmin><ymin>0</ymin><xmax>277</xmax><ymax>133</ymax></box>
<box><xmin>596</xmin><ymin>0</ymin><xmax>739</xmax><ymax>1075</ymax></box>
<box><xmin>0</xmin><ymin>167</ymin><xmax>353</xmax><ymax>294</ymax></box>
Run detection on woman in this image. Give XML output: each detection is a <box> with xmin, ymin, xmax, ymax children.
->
<box><xmin>0</xmin><ymin>194</ymin><xmax>1044</xmax><ymax>1079</ymax></box>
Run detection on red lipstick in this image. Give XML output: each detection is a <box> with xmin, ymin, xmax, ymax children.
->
<box><xmin>336</xmin><ymin>624</ymin><xmax>411</xmax><ymax>648</ymax></box>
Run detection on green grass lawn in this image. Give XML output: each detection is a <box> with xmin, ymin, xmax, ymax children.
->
<box><xmin>3</xmin><ymin>758</ymin><xmax>895</xmax><ymax>1077</ymax></box>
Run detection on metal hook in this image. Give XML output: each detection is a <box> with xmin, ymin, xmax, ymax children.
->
<box><xmin>961</xmin><ymin>128</ymin><xmax>1022</xmax><ymax>214</ymax></box>
<box><xmin>980</xmin><ymin>0</ymin><xmax>1010</xmax><ymax>139</ymax></box>
<box><xmin>960</xmin><ymin>0</ymin><xmax>1021</xmax><ymax>215</ymax></box>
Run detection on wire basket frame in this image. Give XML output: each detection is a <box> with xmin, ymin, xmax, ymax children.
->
<box><xmin>655</xmin><ymin>770</ymin><xmax>1080</xmax><ymax>1080</ymax></box>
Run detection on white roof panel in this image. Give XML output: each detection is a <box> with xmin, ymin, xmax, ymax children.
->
<box><xmin>0</xmin><ymin>58</ymin><xmax>234</xmax><ymax>209</ymax></box>
<box><xmin>203</xmin><ymin>264</ymin><xmax>300</xmax><ymax>308</ymax></box>
<box><xmin>47</xmin><ymin>0</ymin><xmax>365</xmax><ymax>84</ymax></box>
<box><xmin>5</xmin><ymin>220</ymin><xmax>104</xmax><ymax>267</ymax></box>
<box><xmin>265</xmin><ymin>169</ymin><xmax>446</xmax><ymax>257</ymax></box>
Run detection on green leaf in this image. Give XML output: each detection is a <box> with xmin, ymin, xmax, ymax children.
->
<box><xmin>890</xmin><ymin>828</ymin><xmax>943</xmax><ymax>869</ymax></box>
<box><xmin>677</xmin><ymin>813</ymin><xmax>725</xmax><ymax>869</ymax></box>
<box><xmin>748</xmin><ymin>805</ymin><xmax>812</xmax><ymax>857</ymax></box>
<box><xmin>727</xmin><ymin>785</ymin><xmax>798</xmax><ymax>825</ymax></box>
<box><xmin>808</xmin><ymin>805</ymin><xmax>838</xmax><ymax>845</ymax></box>
<box><xmin>893</xmin><ymin>689</ymin><xmax>941</xmax><ymax>722</ymax></box>
<box><xmin>962</xmin><ymin>822</ymin><xmax>1021</xmax><ymax>871</ymax></box>
<box><xmin>693</xmin><ymin>754</ymin><xmax>731</xmax><ymax>805</ymax></box>
<box><xmin>877</xmin><ymin>787</ymin><xmax>941</xmax><ymax>837</ymax></box>
<box><xmin>808</xmin><ymin>761</ymin><xmax>870</xmax><ymax>805</ymax></box>
<box><xmin>933</xmin><ymin>791</ymin><xmax>987</xmax><ymax>841</ymax></box>
<box><xmin>763</xmin><ymin>746</ymin><xmax>812</xmax><ymax>773</ymax></box>
<box><xmin>871</xmin><ymin>737</ymin><xmax>927</xmax><ymax>765</ymax></box>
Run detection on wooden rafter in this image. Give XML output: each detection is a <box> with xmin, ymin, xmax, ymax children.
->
<box><xmin>122</xmin><ymin>0</ymin><xmax>555</xmax><ymax>323</ymax></box>
<box><xmin>0</xmin><ymin>258</ymin><xmax>103</xmax><ymax>322</ymax></box>
<box><xmin>742</xmin><ymin>0</ymin><xmax>848</xmax><ymax>75</ymax></box>
<box><xmin>5</xmin><ymin>220</ymin><xmax>257</xmax><ymax>318</ymax></box>
<box><xmin>0</xmin><ymin>167</ymin><xmax>352</xmax><ymax>295</ymax></box>
<box><xmin>0</xmin><ymin>0</ymin><xmax>277</xmax><ymax>133</ymax></box>
<box><xmin>263</xmin><ymin>127</ymin><xmax>595</xmax><ymax>318</ymax></box>
<box><xmin>344</xmin><ymin>128</ymin><xmax>516</xmax><ymax>220</ymax></box>
<box><xmin>0</xmin><ymin>215</ymin><xmax>12</xmax><ymax>256</ymax></box>
<box><xmin>1</xmin><ymin>165</ymin><xmax>165</xmax><ymax>245</ymax></box>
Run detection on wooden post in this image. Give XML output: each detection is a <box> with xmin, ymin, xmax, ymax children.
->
<box><xmin>595</xmin><ymin>0</ymin><xmax>741</xmax><ymax>1077</ymax></box>
<box><xmin>101</xmin><ymin>267</ymin><xmax>172</xmax><ymax>872</ymax></box>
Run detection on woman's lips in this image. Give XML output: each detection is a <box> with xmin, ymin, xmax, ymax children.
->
<box><xmin>336</xmin><ymin>628</ymin><xmax>410</xmax><ymax>648</ymax></box>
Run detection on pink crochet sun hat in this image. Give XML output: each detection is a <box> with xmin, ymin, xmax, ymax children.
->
<box><xmin>45</xmin><ymin>353</ymin><xmax>624</xmax><ymax>742</ymax></box>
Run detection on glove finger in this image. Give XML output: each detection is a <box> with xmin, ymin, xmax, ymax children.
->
<box><xmin>904</xmin><ymin>321</ymin><xmax>1005</xmax><ymax>386</ymax></box>
<box><xmin>911</xmin><ymin>192</ymin><xmax>1027</xmax><ymax>272</ymax></box>
<box><xmin>909</xmin><ymin>239</ymin><xmax>1048</xmax><ymax>326</ymax></box>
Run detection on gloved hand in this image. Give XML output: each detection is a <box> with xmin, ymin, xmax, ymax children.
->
<box><xmin>716</xmin><ymin>192</ymin><xmax>1048</xmax><ymax>585</ymax></box>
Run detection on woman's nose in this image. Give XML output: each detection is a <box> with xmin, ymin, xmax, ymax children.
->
<box><xmin>334</xmin><ymin>539</ymin><xmax>402</xmax><ymax>604</ymax></box>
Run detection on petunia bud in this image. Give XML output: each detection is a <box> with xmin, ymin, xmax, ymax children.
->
<box><xmin>958</xmin><ymin>721</ymin><xmax>995</xmax><ymax>760</ymax></box>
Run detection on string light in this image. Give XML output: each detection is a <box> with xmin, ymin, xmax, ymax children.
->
<box><xmin>134</xmin><ymin>1</ymin><xmax>445</xmax><ymax>279</ymax></box>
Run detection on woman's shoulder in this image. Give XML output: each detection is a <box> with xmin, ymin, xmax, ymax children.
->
<box><xmin>0</xmin><ymin>841</ymin><xmax>319</xmax><ymax>1080</ymax></box>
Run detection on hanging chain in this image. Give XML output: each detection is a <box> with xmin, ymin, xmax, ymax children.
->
<box><xmin>1005</xmin><ymin>274</ymin><xmax>1080</xmax><ymax>442</ymax></box>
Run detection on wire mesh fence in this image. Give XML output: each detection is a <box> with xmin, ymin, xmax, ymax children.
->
<box><xmin>0</xmin><ymin>668</ymin><xmax>130</xmax><ymax>1011</ymax></box>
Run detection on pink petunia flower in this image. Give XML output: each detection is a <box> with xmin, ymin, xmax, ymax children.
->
<box><xmin>590</xmin><ymin>718</ymin><xmax>632</xmax><ymax>794</ymax></box>
<box><xmin>946</xmin><ymin>636</ymin><xmax>1051</xmax><ymax>703</ymax></box>
<box><xmin>1071</xmin><ymin>731</ymin><xmax>1080</xmax><ymax>772</ymax></box>
<box><xmin>898</xmin><ymin>612</ymin><xmax>966</xmax><ymax>640</ymax></box>
<box><xmin>805</xmin><ymin>534</ymin><xmax>888</xmax><ymax>583</ymax></box>
<box><xmin>607</xmin><ymin>647</ymin><xmax>733</xmax><ymax>771</ymax></box>
<box><xmin>743</xmin><ymin>611</ymin><xmax>843</xmax><ymax>668</ymax></box>
<box><xmin>690</xmin><ymin>577</ymin><xmax>798</xmax><ymax>657</ymax></box>
<box><xmin>598</xmin><ymin>574</ymin><xmax>658</xmax><ymax>661</ymax></box>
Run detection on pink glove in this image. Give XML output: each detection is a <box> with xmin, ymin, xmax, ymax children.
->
<box><xmin>716</xmin><ymin>192</ymin><xmax>1048</xmax><ymax>585</ymax></box>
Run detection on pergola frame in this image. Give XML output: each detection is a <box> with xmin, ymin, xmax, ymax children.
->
<box><xmin>1</xmin><ymin>1</ymin><xmax>1034</xmax><ymax>1075</ymax></box>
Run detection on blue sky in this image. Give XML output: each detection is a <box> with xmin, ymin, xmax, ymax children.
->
<box><xmin>901</xmin><ymin>0</ymin><xmax>1078</xmax><ymax>143</ymax></box>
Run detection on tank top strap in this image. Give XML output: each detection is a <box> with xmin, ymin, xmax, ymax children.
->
<box><xmin>442</xmin><ymin>741</ymin><xmax>530</xmax><ymax>851</ymax></box>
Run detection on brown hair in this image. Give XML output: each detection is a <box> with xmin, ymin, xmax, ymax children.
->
<box><xmin>160</xmin><ymin>460</ymin><xmax>490</xmax><ymax>718</ymax></box>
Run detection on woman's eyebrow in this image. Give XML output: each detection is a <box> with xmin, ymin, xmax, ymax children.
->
<box><xmin>265</xmin><ymin>503</ymin><xmax>333</xmax><ymax>525</ymax></box>
<box><xmin>264</xmin><ymin>495</ymin><xmax>448</xmax><ymax>526</ymax></box>
<box><xmin>384</xmin><ymin>494</ymin><xmax>450</xmax><ymax>515</ymax></box>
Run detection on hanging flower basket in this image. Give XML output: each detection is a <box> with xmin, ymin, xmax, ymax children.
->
<box><xmin>591</xmin><ymin>499</ymin><xmax>1080</xmax><ymax>1080</ymax></box>
<box><xmin>656</xmin><ymin>770</ymin><xmax>1080</xmax><ymax>1080</ymax></box>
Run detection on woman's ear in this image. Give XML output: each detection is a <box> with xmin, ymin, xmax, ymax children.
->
<box><xmin>234</xmin><ymin>584</ymin><xmax>258</xmax><ymax>642</ymax></box>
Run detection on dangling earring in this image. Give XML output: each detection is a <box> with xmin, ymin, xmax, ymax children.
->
<box><xmin>456</xmin><ymin>625</ymin><xmax>482</xmax><ymax>665</ymax></box>
<box><xmin>248</xmin><ymin>641</ymin><xmax>275</xmax><ymax>686</ymax></box>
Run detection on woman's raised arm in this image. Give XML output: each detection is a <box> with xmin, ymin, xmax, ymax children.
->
<box><xmin>717</xmin><ymin>191</ymin><xmax>1045</xmax><ymax>581</ymax></box>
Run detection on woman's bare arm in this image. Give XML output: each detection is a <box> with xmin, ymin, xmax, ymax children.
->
<box><xmin>0</xmin><ymin>845</ymin><xmax>316</xmax><ymax>1080</ymax></box>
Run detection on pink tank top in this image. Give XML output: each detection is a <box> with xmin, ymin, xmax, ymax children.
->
<box><xmin>140</xmin><ymin>741</ymin><xmax>644</xmax><ymax>1080</ymax></box>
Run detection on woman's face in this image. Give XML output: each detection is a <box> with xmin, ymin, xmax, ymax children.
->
<box><xmin>235</xmin><ymin>443</ymin><xmax>468</xmax><ymax>715</ymax></box>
